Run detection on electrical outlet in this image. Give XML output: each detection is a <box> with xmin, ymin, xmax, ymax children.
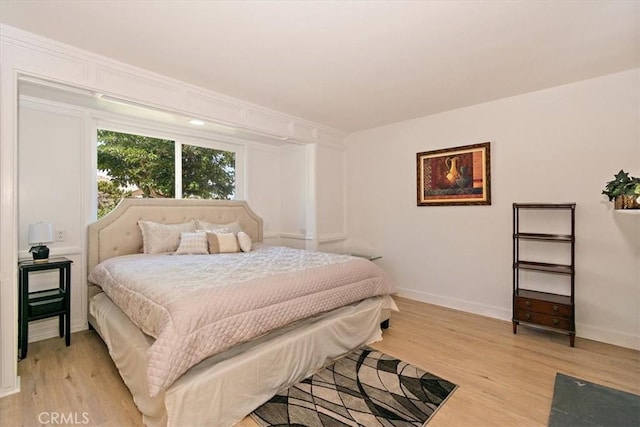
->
<box><xmin>55</xmin><ymin>229</ymin><xmax>66</xmax><ymax>242</ymax></box>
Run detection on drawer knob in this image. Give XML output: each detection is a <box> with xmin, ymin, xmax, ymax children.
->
<box><xmin>525</xmin><ymin>313</ymin><xmax>531</xmax><ymax>320</ymax></box>
<box><xmin>553</xmin><ymin>305</ymin><xmax>559</xmax><ymax>312</ymax></box>
<box><xmin>553</xmin><ymin>319</ymin><xmax>559</xmax><ymax>326</ymax></box>
<box><xmin>525</xmin><ymin>301</ymin><xmax>531</xmax><ymax>307</ymax></box>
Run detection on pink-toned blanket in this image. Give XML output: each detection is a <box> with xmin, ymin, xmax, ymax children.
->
<box><xmin>88</xmin><ymin>245</ymin><xmax>396</xmax><ymax>397</ymax></box>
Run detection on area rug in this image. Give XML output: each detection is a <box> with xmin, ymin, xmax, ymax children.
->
<box><xmin>251</xmin><ymin>347</ymin><xmax>457</xmax><ymax>426</ymax></box>
<box><xmin>548</xmin><ymin>373</ymin><xmax>640</xmax><ymax>427</ymax></box>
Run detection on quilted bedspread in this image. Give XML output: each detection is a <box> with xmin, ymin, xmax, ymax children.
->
<box><xmin>88</xmin><ymin>245</ymin><xmax>396</xmax><ymax>397</ymax></box>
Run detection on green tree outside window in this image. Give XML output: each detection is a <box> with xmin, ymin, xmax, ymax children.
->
<box><xmin>97</xmin><ymin>129</ymin><xmax>235</xmax><ymax>218</ymax></box>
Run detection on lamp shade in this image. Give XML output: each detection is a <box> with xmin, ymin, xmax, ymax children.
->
<box><xmin>28</xmin><ymin>222</ymin><xmax>54</xmax><ymax>245</ymax></box>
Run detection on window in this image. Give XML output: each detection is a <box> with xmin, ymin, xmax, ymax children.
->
<box><xmin>97</xmin><ymin>129</ymin><xmax>236</xmax><ymax>218</ymax></box>
<box><xmin>181</xmin><ymin>144</ymin><xmax>235</xmax><ymax>200</ymax></box>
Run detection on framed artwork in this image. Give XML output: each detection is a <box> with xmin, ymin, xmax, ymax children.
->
<box><xmin>416</xmin><ymin>142</ymin><xmax>491</xmax><ymax>206</ymax></box>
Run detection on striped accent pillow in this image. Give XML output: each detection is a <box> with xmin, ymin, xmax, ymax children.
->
<box><xmin>175</xmin><ymin>232</ymin><xmax>209</xmax><ymax>255</ymax></box>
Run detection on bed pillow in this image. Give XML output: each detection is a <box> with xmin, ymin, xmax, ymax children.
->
<box><xmin>237</xmin><ymin>231</ymin><xmax>252</xmax><ymax>252</ymax></box>
<box><xmin>138</xmin><ymin>219</ymin><xmax>197</xmax><ymax>254</ymax></box>
<box><xmin>207</xmin><ymin>232</ymin><xmax>240</xmax><ymax>253</ymax></box>
<box><xmin>175</xmin><ymin>232</ymin><xmax>209</xmax><ymax>255</ymax></box>
<box><xmin>196</xmin><ymin>219</ymin><xmax>242</xmax><ymax>234</ymax></box>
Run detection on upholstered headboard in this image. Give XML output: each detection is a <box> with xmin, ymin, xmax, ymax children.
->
<box><xmin>87</xmin><ymin>198</ymin><xmax>263</xmax><ymax>274</ymax></box>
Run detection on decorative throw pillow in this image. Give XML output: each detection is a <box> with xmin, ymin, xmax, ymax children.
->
<box><xmin>175</xmin><ymin>232</ymin><xmax>208</xmax><ymax>255</ymax></box>
<box><xmin>138</xmin><ymin>220</ymin><xmax>197</xmax><ymax>254</ymax></box>
<box><xmin>237</xmin><ymin>231</ymin><xmax>252</xmax><ymax>252</ymax></box>
<box><xmin>207</xmin><ymin>232</ymin><xmax>240</xmax><ymax>254</ymax></box>
<box><xmin>196</xmin><ymin>219</ymin><xmax>242</xmax><ymax>234</ymax></box>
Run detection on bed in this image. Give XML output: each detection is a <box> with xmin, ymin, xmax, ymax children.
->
<box><xmin>86</xmin><ymin>198</ymin><xmax>396</xmax><ymax>427</ymax></box>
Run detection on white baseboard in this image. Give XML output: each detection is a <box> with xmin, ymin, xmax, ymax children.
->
<box><xmin>27</xmin><ymin>318</ymin><xmax>87</xmax><ymax>343</ymax></box>
<box><xmin>396</xmin><ymin>287</ymin><xmax>511</xmax><ymax>321</ymax></box>
<box><xmin>575</xmin><ymin>323</ymin><xmax>640</xmax><ymax>350</ymax></box>
<box><xmin>0</xmin><ymin>376</ymin><xmax>20</xmax><ymax>398</ymax></box>
<box><xmin>396</xmin><ymin>287</ymin><xmax>640</xmax><ymax>350</ymax></box>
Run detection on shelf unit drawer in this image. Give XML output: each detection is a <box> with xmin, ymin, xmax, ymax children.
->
<box><xmin>514</xmin><ymin>296</ymin><xmax>572</xmax><ymax>317</ymax></box>
<box><xmin>515</xmin><ymin>310</ymin><xmax>571</xmax><ymax>331</ymax></box>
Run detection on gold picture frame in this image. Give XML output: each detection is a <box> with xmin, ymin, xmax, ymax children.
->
<box><xmin>417</xmin><ymin>142</ymin><xmax>491</xmax><ymax>206</ymax></box>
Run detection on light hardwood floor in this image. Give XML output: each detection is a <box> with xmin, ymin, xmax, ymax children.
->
<box><xmin>2</xmin><ymin>296</ymin><xmax>639</xmax><ymax>426</ymax></box>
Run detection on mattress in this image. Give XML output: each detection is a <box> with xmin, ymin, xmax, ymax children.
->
<box><xmin>90</xmin><ymin>291</ymin><xmax>396</xmax><ymax>426</ymax></box>
<box><xmin>88</xmin><ymin>245</ymin><xmax>396</xmax><ymax>396</ymax></box>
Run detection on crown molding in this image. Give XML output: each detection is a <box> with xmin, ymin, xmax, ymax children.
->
<box><xmin>1</xmin><ymin>24</ymin><xmax>348</xmax><ymax>147</ymax></box>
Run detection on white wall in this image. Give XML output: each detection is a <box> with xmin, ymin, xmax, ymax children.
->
<box><xmin>316</xmin><ymin>143</ymin><xmax>348</xmax><ymax>253</ymax></box>
<box><xmin>277</xmin><ymin>141</ymin><xmax>349</xmax><ymax>253</ymax></box>
<box><xmin>280</xmin><ymin>144</ymin><xmax>313</xmax><ymax>249</ymax></box>
<box><xmin>18</xmin><ymin>102</ymin><xmax>88</xmax><ymax>341</ymax></box>
<box><xmin>346</xmin><ymin>69</ymin><xmax>640</xmax><ymax>349</ymax></box>
<box><xmin>245</xmin><ymin>143</ymin><xmax>281</xmax><ymax>243</ymax></box>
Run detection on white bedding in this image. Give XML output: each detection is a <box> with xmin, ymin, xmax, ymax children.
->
<box><xmin>88</xmin><ymin>245</ymin><xmax>396</xmax><ymax>397</ymax></box>
<box><xmin>90</xmin><ymin>292</ymin><xmax>395</xmax><ymax>427</ymax></box>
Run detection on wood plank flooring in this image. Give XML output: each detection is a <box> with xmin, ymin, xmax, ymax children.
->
<box><xmin>2</xmin><ymin>296</ymin><xmax>639</xmax><ymax>426</ymax></box>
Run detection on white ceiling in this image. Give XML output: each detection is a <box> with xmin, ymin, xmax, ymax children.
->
<box><xmin>1</xmin><ymin>1</ymin><xmax>638</xmax><ymax>132</ymax></box>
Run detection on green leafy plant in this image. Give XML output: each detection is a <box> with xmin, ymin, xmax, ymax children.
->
<box><xmin>602</xmin><ymin>170</ymin><xmax>640</xmax><ymax>201</ymax></box>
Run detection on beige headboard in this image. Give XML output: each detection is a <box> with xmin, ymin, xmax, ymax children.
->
<box><xmin>87</xmin><ymin>198</ymin><xmax>263</xmax><ymax>274</ymax></box>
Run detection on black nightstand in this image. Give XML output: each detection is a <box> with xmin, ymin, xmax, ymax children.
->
<box><xmin>18</xmin><ymin>257</ymin><xmax>72</xmax><ymax>359</ymax></box>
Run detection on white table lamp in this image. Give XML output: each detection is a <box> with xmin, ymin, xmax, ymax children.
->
<box><xmin>28</xmin><ymin>221</ymin><xmax>54</xmax><ymax>262</ymax></box>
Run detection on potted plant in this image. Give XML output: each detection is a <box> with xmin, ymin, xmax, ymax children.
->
<box><xmin>602</xmin><ymin>170</ymin><xmax>640</xmax><ymax>209</ymax></box>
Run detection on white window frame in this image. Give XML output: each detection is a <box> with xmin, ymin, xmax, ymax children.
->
<box><xmin>91</xmin><ymin>116</ymin><xmax>244</xmax><ymax>220</ymax></box>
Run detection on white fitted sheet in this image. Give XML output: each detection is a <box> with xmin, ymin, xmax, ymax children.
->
<box><xmin>90</xmin><ymin>291</ymin><xmax>396</xmax><ymax>427</ymax></box>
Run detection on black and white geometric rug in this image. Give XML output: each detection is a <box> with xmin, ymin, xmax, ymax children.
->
<box><xmin>251</xmin><ymin>347</ymin><xmax>457</xmax><ymax>426</ymax></box>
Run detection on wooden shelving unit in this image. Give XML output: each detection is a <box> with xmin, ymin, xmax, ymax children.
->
<box><xmin>512</xmin><ymin>203</ymin><xmax>576</xmax><ymax>347</ymax></box>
